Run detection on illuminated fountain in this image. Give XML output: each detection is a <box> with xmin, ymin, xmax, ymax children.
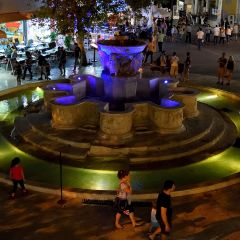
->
<box><xmin>7</xmin><ymin>39</ymin><xmax>238</xmax><ymax>193</ymax></box>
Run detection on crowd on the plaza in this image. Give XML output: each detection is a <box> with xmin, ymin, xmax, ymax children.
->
<box><xmin>141</xmin><ymin>15</ymin><xmax>237</xmax><ymax>85</ymax></box>
<box><xmin>1</xmin><ymin>41</ymin><xmax>83</xmax><ymax>84</ymax></box>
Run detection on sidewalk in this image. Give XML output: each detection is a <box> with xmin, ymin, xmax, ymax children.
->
<box><xmin>1</xmin><ymin>182</ymin><xmax>240</xmax><ymax>240</ymax></box>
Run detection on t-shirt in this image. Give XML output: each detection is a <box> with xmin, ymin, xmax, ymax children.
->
<box><xmin>196</xmin><ymin>31</ymin><xmax>204</xmax><ymax>39</ymax></box>
<box><xmin>213</xmin><ymin>27</ymin><xmax>220</xmax><ymax>36</ymax></box>
<box><xmin>156</xmin><ymin>191</ymin><xmax>172</xmax><ymax>222</ymax></box>
<box><xmin>74</xmin><ymin>46</ymin><xmax>81</xmax><ymax>58</ymax></box>
<box><xmin>117</xmin><ymin>181</ymin><xmax>130</xmax><ymax>200</ymax></box>
<box><xmin>10</xmin><ymin>165</ymin><xmax>24</xmax><ymax>180</ymax></box>
<box><xmin>158</xmin><ymin>33</ymin><xmax>165</xmax><ymax>42</ymax></box>
<box><xmin>171</xmin><ymin>56</ymin><xmax>179</xmax><ymax>67</ymax></box>
<box><xmin>218</xmin><ymin>57</ymin><xmax>227</xmax><ymax>68</ymax></box>
<box><xmin>151</xmin><ymin>208</ymin><xmax>158</xmax><ymax>223</ymax></box>
<box><xmin>227</xmin><ymin>60</ymin><xmax>234</xmax><ymax>71</ymax></box>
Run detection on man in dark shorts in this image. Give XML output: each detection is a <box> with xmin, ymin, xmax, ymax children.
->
<box><xmin>149</xmin><ymin>180</ymin><xmax>175</xmax><ymax>240</ymax></box>
<box><xmin>217</xmin><ymin>52</ymin><xmax>227</xmax><ymax>85</ymax></box>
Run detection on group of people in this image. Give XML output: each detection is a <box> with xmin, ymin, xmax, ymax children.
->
<box><xmin>144</xmin><ymin>42</ymin><xmax>191</xmax><ymax>82</ymax></box>
<box><xmin>9</xmin><ymin>159</ymin><xmax>175</xmax><ymax>239</ymax></box>
<box><xmin>4</xmin><ymin>42</ymin><xmax>82</xmax><ymax>84</ymax></box>
<box><xmin>114</xmin><ymin>169</ymin><xmax>175</xmax><ymax>240</ymax></box>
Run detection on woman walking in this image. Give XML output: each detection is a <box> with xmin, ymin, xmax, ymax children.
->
<box><xmin>114</xmin><ymin>169</ymin><xmax>140</xmax><ymax>229</ymax></box>
<box><xmin>9</xmin><ymin>157</ymin><xmax>27</xmax><ymax>198</ymax></box>
<box><xmin>225</xmin><ymin>56</ymin><xmax>234</xmax><ymax>86</ymax></box>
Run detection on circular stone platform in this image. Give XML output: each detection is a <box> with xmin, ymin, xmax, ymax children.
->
<box><xmin>1</xmin><ymin>83</ymin><xmax>240</xmax><ymax>194</ymax></box>
<box><xmin>14</xmin><ymin>101</ymin><xmax>237</xmax><ymax>170</ymax></box>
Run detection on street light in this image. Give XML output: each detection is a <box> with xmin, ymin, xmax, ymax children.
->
<box><xmin>170</xmin><ymin>0</ymin><xmax>174</xmax><ymax>28</ymax></box>
<box><xmin>57</xmin><ymin>151</ymin><xmax>67</xmax><ymax>206</ymax></box>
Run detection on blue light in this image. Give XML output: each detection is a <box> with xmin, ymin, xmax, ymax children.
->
<box><xmin>55</xmin><ymin>96</ymin><xmax>77</xmax><ymax>105</ymax></box>
<box><xmin>78</xmin><ymin>77</ymin><xmax>81</xmax><ymax>80</ymax></box>
<box><xmin>164</xmin><ymin>80</ymin><xmax>168</xmax><ymax>84</ymax></box>
<box><xmin>160</xmin><ymin>98</ymin><xmax>180</xmax><ymax>108</ymax></box>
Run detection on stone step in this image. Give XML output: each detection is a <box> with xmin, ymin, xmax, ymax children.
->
<box><xmin>129</xmin><ymin>113</ymin><xmax>237</xmax><ymax>166</ymax></box>
<box><xmin>26</xmin><ymin>112</ymin><xmax>95</xmax><ymax>148</ymax></box>
<box><xmin>15</xmin><ymin>117</ymin><xmax>89</xmax><ymax>161</ymax></box>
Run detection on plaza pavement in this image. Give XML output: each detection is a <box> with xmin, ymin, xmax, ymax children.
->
<box><xmin>0</xmin><ymin>40</ymin><xmax>240</xmax><ymax>239</ymax></box>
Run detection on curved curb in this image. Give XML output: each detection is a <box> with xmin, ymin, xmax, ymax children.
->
<box><xmin>1</xmin><ymin>173</ymin><xmax>240</xmax><ymax>201</ymax></box>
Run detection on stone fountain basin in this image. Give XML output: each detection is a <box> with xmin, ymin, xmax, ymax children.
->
<box><xmin>150</xmin><ymin>100</ymin><xmax>185</xmax><ymax>134</ymax></box>
<box><xmin>98</xmin><ymin>40</ymin><xmax>146</xmax><ymax>55</ymax></box>
<box><xmin>170</xmin><ymin>87</ymin><xmax>199</xmax><ymax>118</ymax></box>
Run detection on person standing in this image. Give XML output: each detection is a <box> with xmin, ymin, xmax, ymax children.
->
<box><xmin>157</xmin><ymin>30</ymin><xmax>165</xmax><ymax>53</ymax></box>
<box><xmin>58</xmin><ymin>47</ymin><xmax>66</xmax><ymax>76</ymax></box>
<box><xmin>144</xmin><ymin>38</ymin><xmax>154</xmax><ymax>64</ymax></box>
<box><xmin>185</xmin><ymin>24</ymin><xmax>192</xmax><ymax>43</ymax></box>
<box><xmin>9</xmin><ymin>157</ymin><xmax>27</xmax><ymax>198</ymax></box>
<box><xmin>217</xmin><ymin>52</ymin><xmax>227</xmax><ymax>85</ymax></box>
<box><xmin>196</xmin><ymin>27</ymin><xmax>204</xmax><ymax>50</ymax></box>
<box><xmin>226</xmin><ymin>26</ymin><xmax>232</xmax><ymax>43</ymax></box>
<box><xmin>225</xmin><ymin>56</ymin><xmax>234</xmax><ymax>86</ymax></box>
<box><xmin>37</xmin><ymin>51</ymin><xmax>46</xmax><ymax>80</ymax></box>
<box><xmin>219</xmin><ymin>27</ymin><xmax>226</xmax><ymax>44</ymax></box>
<box><xmin>170</xmin><ymin>52</ymin><xmax>179</xmax><ymax>78</ymax></box>
<box><xmin>22</xmin><ymin>51</ymin><xmax>32</xmax><ymax>80</ymax></box>
<box><xmin>205</xmin><ymin>24</ymin><xmax>211</xmax><ymax>43</ymax></box>
<box><xmin>149</xmin><ymin>180</ymin><xmax>175</xmax><ymax>240</ymax></box>
<box><xmin>183</xmin><ymin>52</ymin><xmax>191</xmax><ymax>81</ymax></box>
<box><xmin>160</xmin><ymin>51</ymin><xmax>167</xmax><ymax>75</ymax></box>
<box><xmin>15</xmin><ymin>61</ymin><xmax>22</xmax><ymax>85</ymax></box>
<box><xmin>233</xmin><ymin>23</ymin><xmax>239</xmax><ymax>41</ymax></box>
<box><xmin>114</xmin><ymin>170</ymin><xmax>140</xmax><ymax>229</ymax></box>
<box><xmin>73</xmin><ymin>42</ymin><xmax>81</xmax><ymax>71</ymax></box>
<box><xmin>213</xmin><ymin>25</ymin><xmax>220</xmax><ymax>45</ymax></box>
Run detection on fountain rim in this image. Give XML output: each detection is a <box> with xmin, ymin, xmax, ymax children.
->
<box><xmin>97</xmin><ymin>39</ymin><xmax>147</xmax><ymax>47</ymax></box>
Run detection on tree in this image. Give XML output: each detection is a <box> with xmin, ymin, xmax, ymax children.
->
<box><xmin>36</xmin><ymin>0</ymin><xmax>114</xmax><ymax>66</ymax></box>
<box><xmin>35</xmin><ymin>0</ymin><xmax>153</xmax><ymax>66</ymax></box>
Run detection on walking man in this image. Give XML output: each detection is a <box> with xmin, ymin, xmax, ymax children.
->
<box><xmin>213</xmin><ymin>25</ymin><xmax>220</xmax><ymax>45</ymax></box>
<box><xmin>185</xmin><ymin>24</ymin><xmax>192</xmax><ymax>43</ymax></box>
<box><xmin>217</xmin><ymin>52</ymin><xmax>227</xmax><ymax>85</ymax></box>
<box><xmin>157</xmin><ymin>30</ymin><xmax>165</xmax><ymax>53</ymax></box>
<box><xmin>73</xmin><ymin>43</ymin><xmax>81</xmax><ymax>71</ymax></box>
<box><xmin>149</xmin><ymin>180</ymin><xmax>175</xmax><ymax>240</ymax></box>
<box><xmin>196</xmin><ymin>27</ymin><xmax>204</xmax><ymax>50</ymax></box>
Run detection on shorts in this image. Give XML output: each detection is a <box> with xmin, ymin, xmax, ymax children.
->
<box><xmin>114</xmin><ymin>198</ymin><xmax>134</xmax><ymax>215</ymax></box>
<box><xmin>218</xmin><ymin>67</ymin><xmax>226</xmax><ymax>78</ymax></box>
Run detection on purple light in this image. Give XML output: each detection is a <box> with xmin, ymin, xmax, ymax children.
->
<box><xmin>55</xmin><ymin>96</ymin><xmax>77</xmax><ymax>105</ymax></box>
<box><xmin>160</xmin><ymin>98</ymin><xmax>180</xmax><ymax>108</ymax></box>
<box><xmin>47</xmin><ymin>84</ymin><xmax>73</xmax><ymax>93</ymax></box>
<box><xmin>78</xmin><ymin>77</ymin><xmax>81</xmax><ymax>80</ymax></box>
<box><xmin>164</xmin><ymin>80</ymin><xmax>168</xmax><ymax>84</ymax></box>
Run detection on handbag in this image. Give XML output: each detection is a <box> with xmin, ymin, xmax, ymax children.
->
<box><xmin>114</xmin><ymin>197</ymin><xmax>128</xmax><ymax>212</ymax></box>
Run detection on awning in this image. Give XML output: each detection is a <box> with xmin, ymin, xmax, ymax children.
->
<box><xmin>0</xmin><ymin>30</ymin><xmax>7</xmax><ymax>38</ymax></box>
<box><xmin>0</xmin><ymin>12</ymin><xmax>32</xmax><ymax>23</ymax></box>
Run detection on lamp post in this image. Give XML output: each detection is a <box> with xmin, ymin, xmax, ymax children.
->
<box><xmin>57</xmin><ymin>151</ymin><xmax>67</xmax><ymax>206</ymax></box>
<box><xmin>170</xmin><ymin>0</ymin><xmax>174</xmax><ymax>28</ymax></box>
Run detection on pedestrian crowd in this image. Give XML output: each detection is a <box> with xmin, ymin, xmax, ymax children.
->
<box><xmin>113</xmin><ymin>169</ymin><xmax>176</xmax><ymax>240</ymax></box>
<box><xmin>4</xmin><ymin>42</ymin><xmax>82</xmax><ymax>85</ymax></box>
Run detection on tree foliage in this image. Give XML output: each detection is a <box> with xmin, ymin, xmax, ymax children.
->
<box><xmin>36</xmin><ymin>0</ymin><xmax>117</xmax><ymax>36</ymax></box>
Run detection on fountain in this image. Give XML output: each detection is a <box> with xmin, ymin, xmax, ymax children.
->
<box><xmin>3</xmin><ymin>39</ymin><xmax>238</xmax><ymax>193</ymax></box>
